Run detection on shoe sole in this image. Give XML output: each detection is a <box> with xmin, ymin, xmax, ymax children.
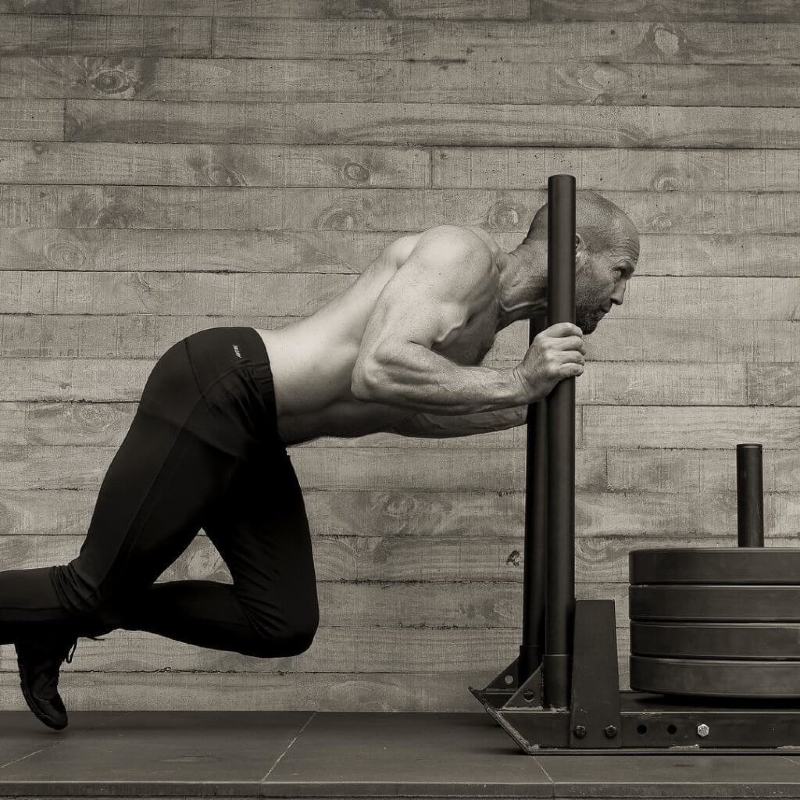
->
<box><xmin>19</xmin><ymin>679</ymin><xmax>67</xmax><ymax>731</ymax></box>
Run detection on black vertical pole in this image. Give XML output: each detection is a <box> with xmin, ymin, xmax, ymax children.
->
<box><xmin>518</xmin><ymin>312</ymin><xmax>548</xmax><ymax>683</ymax></box>
<box><xmin>737</xmin><ymin>443</ymin><xmax>764</xmax><ymax>548</ymax></box>
<box><xmin>543</xmin><ymin>174</ymin><xmax>576</xmax><ymax>709</ymax></box>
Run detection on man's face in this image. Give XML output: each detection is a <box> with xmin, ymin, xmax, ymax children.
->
<box><xmin>575</xmin><ymin>242</ymin><xmax>637</xmax><ymax>334</ymax></box>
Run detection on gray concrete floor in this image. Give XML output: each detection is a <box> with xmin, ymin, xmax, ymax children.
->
<box><xmin>1</xmin><ymin>711</ymin><xmax>800</xmax><ymax>798</ymax></box>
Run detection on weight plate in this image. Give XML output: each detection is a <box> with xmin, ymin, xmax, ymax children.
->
<box><xmin>630</xmin><ymin>585</ymin><xmax>800</xmax><ymax>622</ymax></box>
<box><xmin>630</xmin><ymin>655</ymin><xmax>800</xmax><ymax>698</ymax></box>
<box><xmin>631</xmin><ymin>621</ymin><xmax>800</xmax><ymax>659</ymax></box>
<box><xmin>630</xmin><ymin>548</ymin><xmax>800</xmax><ymax>585</ymax></box>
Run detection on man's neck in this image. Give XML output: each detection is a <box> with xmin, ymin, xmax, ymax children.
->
<box><xmin>496</xmin><ymin>239</ymin><xmax>548</xmax><ymax>330</ymax></box>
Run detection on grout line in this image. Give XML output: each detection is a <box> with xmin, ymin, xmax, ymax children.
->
<box><xmin>0</xmin><ymin>743</ymin><xmax>62</xmax><ymax>771</ymax></box>
<box><xmin>534</xmin><ymin>755</ymin><xmax>556</xmax><ymax>785</ymax></box>
<box><xmin>260</xmin><ymin>711</ymin><xmax>316</xmax><ymax>782</ymax></box>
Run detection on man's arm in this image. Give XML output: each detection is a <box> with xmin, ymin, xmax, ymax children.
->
<box><xmin>350</xmin><ymin>225</ymin><xmax>532</xmax><ymax>416</ymax></box>
<box><xmin>387</xmin><ymin>404</ymin><xmax>529</xmax><ymax>438</ymax></box>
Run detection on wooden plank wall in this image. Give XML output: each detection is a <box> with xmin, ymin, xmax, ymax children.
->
<box><xmin>0</xmin><ymin>1</ymin><xmax>796</xmax><ymax>712</ymax></box>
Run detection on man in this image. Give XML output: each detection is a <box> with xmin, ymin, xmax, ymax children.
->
<box><xmin>259</xmin><ymin>189</ymin><xmax>639</xmax><ymax>443</ymax></box>
<box><xmin>2</xmin><ymin>189</ymin><xmax>638</xmax><ymax>731</ymax></box>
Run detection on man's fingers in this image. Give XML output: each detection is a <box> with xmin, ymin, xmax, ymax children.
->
<box><xmin>547</xmin><ymin>322</ymin><xmax>583</xmax><ymax>337</ymax></box>
<box><xmin>558</xmin><ymin>351</ymin><xmax>585</xmax><ymax>364</ymax></box>
<box><xmin>548</xmin><ymin>335</ymin><xmax>585</xmax><ymax>353</ymax></box>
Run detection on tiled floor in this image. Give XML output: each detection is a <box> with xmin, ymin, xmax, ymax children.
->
<box><xmin>0</xmin><ymin>711</ymin><xmax>800</xmax><ymax>798</ymax></box>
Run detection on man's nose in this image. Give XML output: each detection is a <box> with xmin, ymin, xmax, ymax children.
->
<box><xmin>610</xmin><ymin>281</ymin><xmax>627</xmax><ymax>305</ymax></box>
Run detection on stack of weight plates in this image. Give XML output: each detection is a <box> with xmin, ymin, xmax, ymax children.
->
<box><xmin>629</xmin><ymin>547</ymin><xmax>800</xmax><ymax>698</ymax></box>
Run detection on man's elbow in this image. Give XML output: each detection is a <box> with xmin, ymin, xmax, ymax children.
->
<box><xmin>350</xmin><ymin>356</ymin><xmax>386</xmax><ymax>401</ymax></box>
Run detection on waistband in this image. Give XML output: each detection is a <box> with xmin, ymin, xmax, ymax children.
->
<box><xmin>184</xmin><ymin>326</ymin><xmax>284</xmax><ymax>450</ymax></box>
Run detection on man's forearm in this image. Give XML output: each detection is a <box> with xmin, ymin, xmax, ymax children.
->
<box><xmin>352</xmin><ymin>342</ymin><xmax>530</xmax><ymax>415</ymax></box>
<box><xmin>388</xmin><ymin>404</ymin><xmax>530</xmax><ymax>438</ymax></box>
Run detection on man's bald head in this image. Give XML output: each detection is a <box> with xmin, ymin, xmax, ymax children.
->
<box><xmin>515</xmin><ymin>189</ymin><xmax>640</xmax><ymax>334</ymax></box>
<box><xmin>524</xmin><ymin>189</ymin><xmax>640</xmax><ymax>263</ymax></box>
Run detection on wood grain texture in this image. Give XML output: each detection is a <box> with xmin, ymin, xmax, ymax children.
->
<box><xmin>0</xmin><ymin>98</ymin><xmax>60</xmax><ymax>138</ymax></box>
<box><xmin>0</xmin><ymin>670</ymin><xmax>568</xmax><ymax>712</ymax></box>
<box><xmin>0</xmin><ymin>13</ymin><xmax>211</xmax><ymax>55</ymax></box>
<box><xmin>1</xmin><ymin>228</ymin><xmax>799</xmax><ymax>279</ymax></box>
<box><xmin>0</xmin><ymin>510</ymin><xmax>800</xmax><ymax>584</ymax></box>
<box><xmin>530</xmin><ymin>0</ymin><xmax>800</xmax><ymax>22</ymax></box>
<box><xmin>583</xmin><ymin>407</ymin><xmax>800</xmax><ymax>449</ymax></box>
<box><xmin>0</xmin><ymin>356</ymin><xmax>779</xmax><ymax>405</ymax></box>
<box><xmin>608</xmin><ymin>449</ymin><xmax>800</xmax><ymax>493</ymax></box>
<box><xmin>9</xmin><ymin>143</ymin><xmax>800</xmax><ymax>195</ymax></box>
<box><xmin>0</xmin><ymin>1</ymin><xmax>530</xmax><ymax>18</ymax></box>
<box><xmin>0</xmin><ymin>142</ymin><xmax>430</xmax><ymax>187</ymax></box>
<box><xmin>213</xmin><ymin>19</ymin><xmax>800</xmax><ymax>65</ymax></box>
<box><xmin>63</xmin><ymin>99</ymin><xmax>800</xmax><ymax>147</ymax></box>
<box><xmin>0</xmin><ymin>271</ymin><xmax>795</xmax><ymax>320</ymax></box>
<box><xmin>8</xmin><ymin>186</ymin><xmax>800</xmax><ymax>236</ymax></box>
<box><xmin>432</xmin><ymin>148</ymin><xmax>800</xmax><ymax>191</ymax></box>
<box><xmin>0</xmin><ymin>665</ymin><xmax>647</xmax><ymax>707</ymax></box>
<box><xmin>8</xmin><ymin>57</ymin><xmax>800</xmax><ymax>106</ymax></box>
<box><xmin>0</xmin><ymin>5</ymin><xmax>797</xmax><ymax>711</ymax></box>
<box><xmin>0</xmin><ymin>314</ymin><xmax>794</xmax><ymax>365</ymax></box>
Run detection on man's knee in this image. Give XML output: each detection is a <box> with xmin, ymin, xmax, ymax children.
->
<box><xmin>244</xmin><ymin>610</ymin><xmax>319</xmax><ymax>659</ymax></box>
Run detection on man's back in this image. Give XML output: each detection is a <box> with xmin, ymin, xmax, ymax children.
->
<box><xmin>256</xmin><ymin>225</ymin><xmax>505</xmax><ymax>446</ymax></box>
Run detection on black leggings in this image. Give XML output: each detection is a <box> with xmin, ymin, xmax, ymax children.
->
<box><xmin>0</xmin><ymin>327</ymin><xmax>319</xmax><ymax>658</ymax></box>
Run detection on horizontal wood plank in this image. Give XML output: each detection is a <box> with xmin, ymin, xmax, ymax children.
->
<box><xmin>213</xmin><ymin>19</ymin><xmax>800</xmax><ymax>65</ymax></box>
<box><xmin>0</xmin><ymin>313</ymin><xmax>794</xmax><ymax>364</ymax></box>
<box><xmin>0</xmin><ymin>99</ymin><xmax>60</xmax><ymax>139</ymax></box>
<box><xmin>8</xmin><ymin>57</ymin><xmax>800</xmax><ymax>106</ymax></box>
<box><xmin>432</xmin><ymin>148</ymin><xmax>800</xmax><ymax>191</ymax></box>
<box><xmin>608</xmin><ymin>449</ymin><xmax>800</xmax><ymax>493</ymax></box>
<box><xmin>0</xmin><ymin>272</ymin><xmax>796</xmax><ymax>321</ymax></box>
<box><xmin>0</xmin><ymin>623</ymin><xmax>622</xmax><ymax>674</ymax></box>
<box><xmin>1</xmin><ymin>227</ymin><xmax>798</xmax><ymax>280</ymax></box>
<box><xmin>7</xmin><ymin>187</ymin><xmax>800</xmax><ymax>235</ymax></box>
<box><xmin>510</xmin><ymin>318</ymin><xmax>800</xmax><ymax>362</ymax></box>
<box><xmin>748</xmin><ymin>363</ymin><xmax>800</xmax><ymax>407</ymax></box>
<box><xmin>3</xmin><ymin>526</ymin><xmax>799</xmax><ymax>587</ymax></box>
<box><xmin>0</xmin><ymin>228</ymin><xmax>399</xmax><ymax>271</ymax></box>
<box><xmin>530</xmin><ymin>0</ymin><xmax>800</xmax><ymax>22</ymax></box>
<box><xmin>64</xmin><ymin>100</ymin><xmax>800</xmax><ymax>147</ymax></box>
<box><xmin>11</xmin><ymin>144</ymin><xmax>800</xmax><ymax>198</ymax></box>
<box><xmin>0</xmin><ymin>355</ymin><xmax>770</xmax><ymax>404</ymax></box>
<box><xmin>0</xmin><ymin>142</ymin><xmax>430</xmax><ymax>187</ymax></box>
<box><xmin>0</xmin><ymin>669</ymin><xmax>558</xmax><ymax>712</ymax></box>
<box><xmin>0</xmin><ymin>1</ymin><xmax>530</xmax><ymax>18</ymax></box>
<box><xmin>0</xmin><ymin>13</ymin><xmax>211</xmax><ymax>55</ymax></box>
<box><xmin>583</xmin><ymin>407</ymin><xmax>800</xmax><ymax>449</ymax></box>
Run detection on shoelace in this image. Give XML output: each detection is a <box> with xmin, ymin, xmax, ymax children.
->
<box><xmin>27</xmin><ymin>634</ymin><xmax>106</xmax><ymax>696</ymax></box>
<box><xmin>66</xmin><ymin>634</ymin><xmax>107</xmax><ymax>664</ymax></box>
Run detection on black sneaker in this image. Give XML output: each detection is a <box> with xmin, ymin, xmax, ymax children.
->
<box><xmin>16</xmin><ymin>631</ymin><xmax>104</xmax><ymax>730</ymax></box>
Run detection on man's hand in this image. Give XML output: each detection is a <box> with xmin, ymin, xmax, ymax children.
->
<box><xmin>513</xmin><ymin>322</ymin><xmax>585</xmax><ymax>404</ymax></box>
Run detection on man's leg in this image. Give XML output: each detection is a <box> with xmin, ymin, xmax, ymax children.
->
<box><xmin>0</xmin><ymin>335</ymin><xmax>242</xmax><ymax>642</ymax></box>
<box><xmin>119</xmin><ymin>447</ymin><xmax>320</xmax><ymax>658</ymax></box>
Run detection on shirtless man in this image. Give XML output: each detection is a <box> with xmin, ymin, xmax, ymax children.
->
<box><xmin>4</xmin><ymin>189</ymin><xmax>638</xmax><ymax>731</ymax></box>
<box><xmin>258</xmin><ymin>189</ymin><xmax>639</xmax><ymax>444</ymax></box>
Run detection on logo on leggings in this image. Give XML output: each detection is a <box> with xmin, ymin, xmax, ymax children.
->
<box><xmin>232</xmin><ymin>344</ymin><xmax>242</xmax><ymax>358</ymax></box>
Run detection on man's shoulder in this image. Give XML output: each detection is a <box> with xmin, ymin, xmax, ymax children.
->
<box><xmin>417</xmin><ymin>224</ymin><xmax>499</xmax><ymax>263</ymax></box>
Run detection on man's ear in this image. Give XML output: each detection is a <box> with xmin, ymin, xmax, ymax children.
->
<box><xmin>574</xmin><ymin>233</ymin><xmax>588</xmax><ymax>261</ymax></box>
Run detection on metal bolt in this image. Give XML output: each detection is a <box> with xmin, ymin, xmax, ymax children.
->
<box><xmin>573</xmin><ymin>725</ymin><xmax>587</xmax><ymax>739</ymax></box>
<box><xmin>697</xmin><ymin>723</ymin><xmax>710</xmax><ymax>738</ymax></box>
<box><xmin>603</xmin><ymin>724</ymin><xmax>618</xmax><ymax>739</ymax></box>
<box><xmin>522</xmin><ymin>690</ymin><xmax>536</xmax><ymax>702</ymax></box>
